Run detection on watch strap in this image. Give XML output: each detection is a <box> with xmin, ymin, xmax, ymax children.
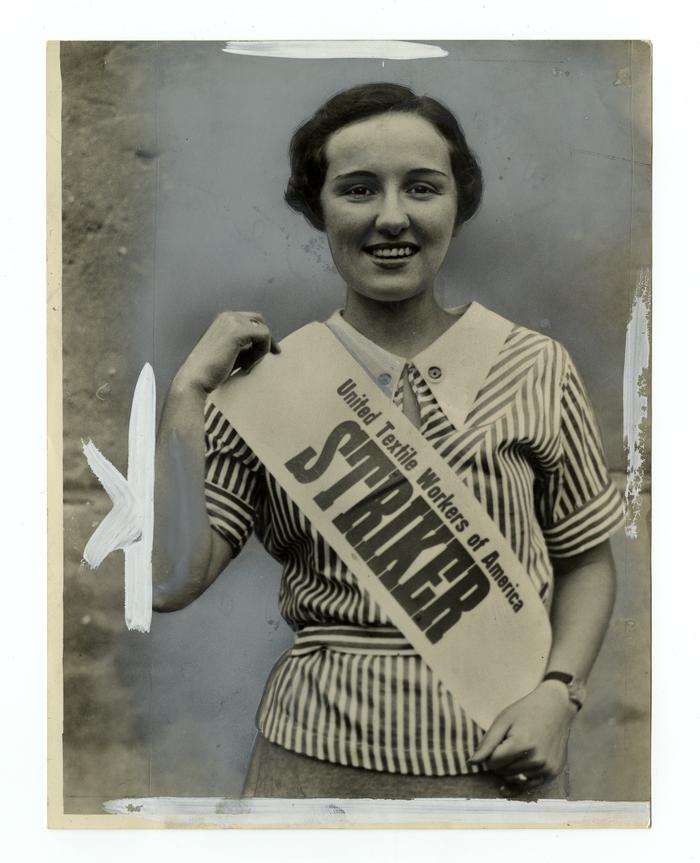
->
<box><xmin>543</xmin><ymin>671</ymin><xmax>573</xmax><ymax>685</ymax></box>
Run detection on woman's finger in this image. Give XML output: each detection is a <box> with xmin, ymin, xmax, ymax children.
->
<box><xmin>502</xmin><ymin>765</ymin><xmax>548</xmax><ymax>783</ymax></box>
<box><xmin>248</xmin><ymin>327</ymin><xmax>272</xmax><ymax>356</ymax></box>
<box><xmin>235</xmin><ymin>323</ymin><xmax>272</xmax><ymax>368</ymax></box>
<box><xmin>482</xmin><ymin>737</ymin><xmax>531</xmax><ymax>772</ymax></box>
<box><xmin>468</xmin><ymin>714</ymin><xmax>512</xmax><ymax>765</ymax></box>
<box><xmin>234</xmin><ymin>313</ymin><xmax>272</xmax><ymax>351</ymax></box>
<box><xmin>500</xmin><ymin>760</ymin><xmax>563</xmax><ymax>795</ymax></box>
<box><xmin>497</xmin><ymin>754</ymin><xmax>545</xmax><ymax>775</ymax></box>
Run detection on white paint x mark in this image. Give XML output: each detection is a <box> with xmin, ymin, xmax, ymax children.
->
<box><xmin>222</xmin><ymin>41</ymin><xmax>448</xmax><ymax>60</ymax></box>
<box><xmin>82</xmin><ymin>363</ymin><xmax>155</xmax><ymax>632</ymax></box>
<box><xmin>623</xmin><ymin>268</ymin><xmax>650</xmax><ymax>539</ymax></box>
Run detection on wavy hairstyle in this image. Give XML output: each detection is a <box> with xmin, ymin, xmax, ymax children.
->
<box><xmin>284</xmin><ymin>82</ymin><xmax>483</xmax><ymax>231</ymax></box>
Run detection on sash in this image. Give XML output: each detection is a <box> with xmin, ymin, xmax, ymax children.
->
<box><xmin>210</xmin><ymin>319</ymin><xmax>552</xmax><ymax>729</ymax></box>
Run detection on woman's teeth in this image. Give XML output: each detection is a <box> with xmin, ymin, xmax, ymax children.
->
<box><xmin>370</xmin><ymin>247</ymin><xmax>416</xmax><ymax>258</ymax></box>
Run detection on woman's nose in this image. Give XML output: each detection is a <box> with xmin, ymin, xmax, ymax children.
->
<box><xmin>375</xmin><ymin>192</ymin><xmax>410</xmax><ymax>235</ymax></box>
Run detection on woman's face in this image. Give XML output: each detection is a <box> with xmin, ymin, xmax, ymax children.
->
<box><xmin>319</xmin><ymin>112</ymin><xmax>459</xmax><ymax>304</ymax></box>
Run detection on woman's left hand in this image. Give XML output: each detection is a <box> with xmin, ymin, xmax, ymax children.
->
<box><xmin>468</xmin><ymin>681</ymin><xmax>578</xmax><ymax>793</ymax></box>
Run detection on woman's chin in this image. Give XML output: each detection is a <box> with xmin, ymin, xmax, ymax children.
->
<box><xmin>345</xmin><ymin>281</ymin><xmax>431</xmax><ymax>305</ymax></box>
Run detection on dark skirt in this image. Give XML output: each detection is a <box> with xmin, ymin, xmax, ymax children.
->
<box><xmin>242</xmin><ymin>734</ymin><xmax>570</xmax><ymax>800</ymax></box>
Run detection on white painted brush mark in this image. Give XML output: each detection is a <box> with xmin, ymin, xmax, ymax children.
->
<box><xmin>82</xmin><ymin>363</ymin><xmax>156</xmax><ymax>632</ymax></box>
<box><xmin>222</xmin><ymin>41</ymin><xmax>448</xmax><ymax>60</ymax></box>
<box><xmin>623</xmin><ymin>268</ymin><xmax>650</xmax><ymax>539</ymax></box>
<box><xmin>102</xmin><ymin>795</ymin><xmax>649</xmax><ymax>828</ymax></box>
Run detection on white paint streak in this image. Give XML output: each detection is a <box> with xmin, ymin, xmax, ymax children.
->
<box><xmin>82</xmin><ymin>363</ymin><xmax>155</xmax><ymax>632</ymax></box>
<box><xmin>623</xmin><ymin>268</ymin><xmax>651</xmax><ymax>539</ymax></box>
<box><xmin>124</xmin><ymin>363</ymin><xmax>156</xmax><ymax>631</ymax></box>
<box><xmin>82</xmin><ymin>442</ymin><xmax>141</xmax><ymax>563</ymax></box>
<box><xmin>222</xmin><ymin>41</ymin><xmax>448</xmax><ymax>60</ymax></box>
<box><xmin>102</xmin><ymin>796</ymin><xmax>649</xmax><ymax>828</ymax></box>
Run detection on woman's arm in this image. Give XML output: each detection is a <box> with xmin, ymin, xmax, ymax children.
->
<box><xmin>468</xmin><ymin>540</ymin><xmax>617</xmax><ymax>789</ymax></box>
<box><xmin>152</xmin><ymin>311</ymin><xmax>279</xmax><ymax>612</ymax></box>
<box><xmin>152</xmin><ymin>377</ymin><xmax>231</xmax><ymax>612</ymax></box>
<box><xmin>545</xmin><ymin>539</ymin><xmax>617</xmax><ymax>681</ymax></box>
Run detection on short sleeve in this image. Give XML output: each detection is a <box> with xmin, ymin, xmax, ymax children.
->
<box><xmin>536</xmin><ymin>350</ymin><xmax>625</xmax><ymax>558</ymax></box>
<box><xmin>204</xmin><ymin>401</ymin><xmax>262</xmax><ymax>555</ymax></box>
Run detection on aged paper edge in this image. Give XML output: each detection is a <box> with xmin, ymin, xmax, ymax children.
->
<box><xmin>56</xmin><ymin>797</ymin><xmax>650</xmax><ymax>830</ymax></box>
<box><xmin>45</xmin><ymin>39</ymin><xmax>651</xmax><ymax>831</ymax></box>
<box><xmin>47</xmin><ymin>38</ymin><xmax>65</xmax><ymax>831</ymax></box>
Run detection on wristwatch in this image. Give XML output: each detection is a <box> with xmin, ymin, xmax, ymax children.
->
<box><xmin>542</xmin><ymin>671</ymin><xmax>586</xmax><ymax>711</ymax></box>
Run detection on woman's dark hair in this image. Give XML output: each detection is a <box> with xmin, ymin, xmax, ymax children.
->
<box><xmin>284</xmin><ymin>82</ymin><xmax>483</xmax><ymax>231</ymax></box>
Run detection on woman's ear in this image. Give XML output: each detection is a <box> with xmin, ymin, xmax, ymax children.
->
<box><xmin>452</xmin><ymin>221</ymin><xmax>463</xmax><ymax>239</ymax></box>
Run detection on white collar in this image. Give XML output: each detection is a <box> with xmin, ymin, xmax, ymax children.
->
<box><xmin>324</xmin><ymin>302</ymin><xmax>513</xmax><ymax>428</ymax></box>
<box><xmin>325</xmin><ymin>309</ymin><xmax>406</xmax><ymax>398</ymax></box>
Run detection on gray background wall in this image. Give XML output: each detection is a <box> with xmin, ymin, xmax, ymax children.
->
<box><xmin>61</xmin><ymin>41</ymin><xmax>650</xmax><ymax>812</ymax></box>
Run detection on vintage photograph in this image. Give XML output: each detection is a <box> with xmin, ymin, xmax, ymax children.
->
<box><xmin>51</xmin><ymin>39</ymin><xmax>651</xmax><ymax>827</ymax></box>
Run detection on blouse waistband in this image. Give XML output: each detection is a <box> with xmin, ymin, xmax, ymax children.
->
<box><xmin>291</xmin><ymin>625</ymin><xmax>419</xmax><ymax>656</ymax></box>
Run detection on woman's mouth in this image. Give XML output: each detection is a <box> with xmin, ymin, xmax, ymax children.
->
<box><xmin>364</xmin><ymin>242</ymin><xmax>420</xmax><ymax>260</ymax></box>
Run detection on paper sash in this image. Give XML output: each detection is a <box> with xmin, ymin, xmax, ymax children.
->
<box><xmin>210</xmin><ymin>323</ymin><xmax>552</xmax><ymax>728</ymax></box>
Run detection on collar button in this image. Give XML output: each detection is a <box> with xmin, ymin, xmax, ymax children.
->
<box><xmin>427</xmin><ymin>365</ymin><xmax>443</xmax><ymax>381</ymax></box>
<box><xmin>377</xmin><ymin>372</ymin><xmax>392</xmax><ymax>386</ymax></box>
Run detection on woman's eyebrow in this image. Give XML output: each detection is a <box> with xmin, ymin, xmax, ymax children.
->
<box><xmin>405</xmin><ymin>168</ymin><xmax>449</xmax><ymax>178</ymax></box>
<box><xmin>331</xmin><ymin>171</ymin><xmax>378</xmax><ymax>182</ymax></box>
<box><xmin>331</xmin><ymin>168</ymin><xmax>449</xmax><ymax>181</ymax></box>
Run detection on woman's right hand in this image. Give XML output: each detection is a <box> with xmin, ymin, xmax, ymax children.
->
<box><xmin>174</xmin><ymin>311</ymin><xmax>281</xmax><ymax>395</ymax></box>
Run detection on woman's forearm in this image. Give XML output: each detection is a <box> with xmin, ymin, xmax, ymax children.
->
<box><xmin>152</xmin><ymin>375</ymin><xmax>221</xmax><ymax>612</ymax></box>
<box><xmin>546</xmin><ymin>540</ymin><xmax>617</xmax><ymax>682</ymax></box>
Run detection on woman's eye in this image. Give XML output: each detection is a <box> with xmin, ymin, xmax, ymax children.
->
<box><xmin>344</xmin><ymin>185</ymin><xmax>374</xmax><ymax>197</ymax></box>
<box><xmin>409</xmin><ymin>184</ymin><xmax>436</xmax><ymax>196</ymax></box>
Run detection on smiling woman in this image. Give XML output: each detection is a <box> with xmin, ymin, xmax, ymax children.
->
<box><xmin>319</xmin><ymin>113</ymin><xmax>459</xmax><ymax>304</ymax></box>
<box><xmin>152</xmin><ymin>82</ymin><xmax>625</xmax><ymax>800</ymax></box>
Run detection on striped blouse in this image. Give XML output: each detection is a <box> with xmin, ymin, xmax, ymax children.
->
<box><xmin>203</xmin><ymin>304</ymin><xmax>625</xmax><ymax>776</ymax></box>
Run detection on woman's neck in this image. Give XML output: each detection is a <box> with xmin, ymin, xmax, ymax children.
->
<box><xmin>342</xmin><ymin>289</ymin><xmax>459</xmax><ymax>358</ymax></box>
